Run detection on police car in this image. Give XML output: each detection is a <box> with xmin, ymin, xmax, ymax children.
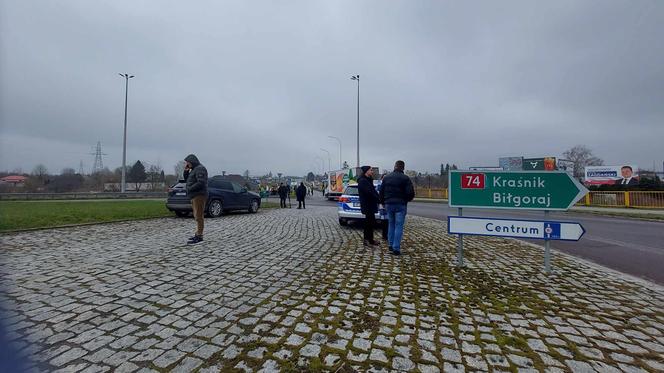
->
<box><xmin>337</xmin><ymin>181</ymin><xmax>387</xmax><ymax>226</ymax></box>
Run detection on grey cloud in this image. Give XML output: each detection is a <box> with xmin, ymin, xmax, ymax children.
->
<box><xmin>1</xmin><ymin>0</ymin><xmax>663</xmax><ymax>175</ymax></box>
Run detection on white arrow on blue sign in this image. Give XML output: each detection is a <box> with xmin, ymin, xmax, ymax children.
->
<box><xmin>448</xmin><ymin>216</ymin><xmax>585</xmax><ymax>241</ymax></box>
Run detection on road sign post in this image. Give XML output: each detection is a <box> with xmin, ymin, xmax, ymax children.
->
<box><xmin>544</xmin><ymin>210</ymin><xmax>551</xmax><ymax>273</ymax></box>
<box><xmin>456</xmin><ymin>208</ymin><xmax>464</xmax><ymax>267</ymax></box>
<box><xmin>448</xmin><ymin>170</ymin><xmax>588</xmax><ymax>273</ymax></box>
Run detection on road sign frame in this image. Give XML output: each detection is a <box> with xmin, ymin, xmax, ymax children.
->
<box><xmin>447</xmin><ymin>216</ymin><xmax>585</xmax><ymax>242</ymax></box>
<box><xmin>448</xmin><ymin>170</ymin><xmax>588</xmax><ymax>211</ymax></box>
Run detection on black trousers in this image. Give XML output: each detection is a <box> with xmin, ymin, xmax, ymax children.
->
<box><xmin>298</xmin><ymin>200</ymin><xmax>305</xmax><ymax>209</ymax></box>
<box><xmin>363</xmin><ymin>212</ymin><xmax>375</xmax><ymax>242</ymax></box>
<box><xmin>381</xmin><ymin>219</ymin><xmax>388</xmax><ymax>239</ymax></box>
<box><xmin>280</xmin><ymin>197</ymin><xmax>286</xmax><ymax>208</ymax></box>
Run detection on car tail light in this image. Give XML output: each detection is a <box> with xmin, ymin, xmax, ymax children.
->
<box><xmin>339</xmin><ymin>196</ymin><xmax>349</xmax><ymax>203</ymax></box>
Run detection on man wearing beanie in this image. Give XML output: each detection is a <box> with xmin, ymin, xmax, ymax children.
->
<box><xmin>358</xmin><ymin>165</ymin><xmax>380</xmax><ymax>247</ymax></box>
<box><xmin>184</xmin><ymin>154</ymin><xmax>208</xmax><ymax>245</ymax></box>
<box><xmin>379</xmin><ymin>160</ymin><xmax>415</xmax><ymax>255</ymax></box>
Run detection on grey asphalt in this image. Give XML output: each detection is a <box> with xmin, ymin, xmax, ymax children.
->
<box><xmin>293</xmin><ymin>192</ymin><xmax>664</xmax><ymax>285</ymax></box>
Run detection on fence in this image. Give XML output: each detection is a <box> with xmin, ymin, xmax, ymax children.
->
<box><xmin>415</xmin><ymin>188</ymin><xmax>448</xmax><ymax>199</ymax></box>
<box><xmin>415</xmin><ymin>188</ymin><xmax>664</xmax><ymax>209</ymax></box>
<box><xmin>580</xmin><ymin>191</ymin><xmax>664</xmax><ymax>208</ymax></box>
<box><xmin>0</xmin><ymin>192</ymin><xmax>167</xmax><ymax>201</ymax></box>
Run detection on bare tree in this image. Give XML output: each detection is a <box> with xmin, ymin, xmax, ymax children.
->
<box><xmin>32</xmin><ymin>164</ymin><xmax>49</xmax><ymax>180</ymax></box>
<box><xmin>174</xmin><ymin>161</ymin><xmax>185</xmax><ymax>180</ymax></box>
<box><xmin>563</xmin><ymin>145</ymin><xmax>604</xmax><ymax>178</ymax></box>
<box><xmin>147</xmin><ymin>164</ymin><xmax>164</xmax><ymax>191</ymax></box>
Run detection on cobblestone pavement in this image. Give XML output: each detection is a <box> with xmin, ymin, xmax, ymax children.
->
<box><xmin>1</xmin><ymin>206</ymin><xmax>663</xmax><ymax>372</ymax></box>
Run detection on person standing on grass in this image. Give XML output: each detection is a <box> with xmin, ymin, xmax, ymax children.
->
<box><xmin>184</xmin><ymin>154</ymin><xmax>208</xmax><ymax>245</ymax></box>
<box><xmin>358</xmin><ymin>165</ymin><xmax>380</xmax><ymax>247</ymax></box>
<box><xmin>296</xmin><ymin>182</ymin><xmax>307</xmax><ymax>209</ymax></box>
<box><xmin>379</xmin><ymin>160</ymin><xmax>415</xmax><ymax>256</ymax></box>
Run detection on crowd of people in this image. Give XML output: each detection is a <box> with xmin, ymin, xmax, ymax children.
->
<box><xmin>179</xmin><ymin>154</ymin><xmax>415</xmax><ymax>256</ymax></box>
<box><xmin>275</xmin><ymin>182</ymin><xmax>310</xmax><ymax>208</ymax></box>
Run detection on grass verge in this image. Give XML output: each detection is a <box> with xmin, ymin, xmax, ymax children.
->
<box><xmin>0</xmin><ymin>200</ymin><xmax>172</xmax><ymax>232</ymax></box>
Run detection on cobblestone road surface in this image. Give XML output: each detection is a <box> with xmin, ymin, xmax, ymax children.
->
<box><xmin>1</xmin><ymin>206</ymin><xmax>663</xmax><ymax>372</ymax></box>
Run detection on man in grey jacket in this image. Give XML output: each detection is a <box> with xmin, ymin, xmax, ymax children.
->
<box><xmin>379</xmin><ymin>160</ymin><xmax>415</xmax><ymax>255</ymax></box>
<box><xmin>184</xmin><ymin>154</ymin><xmax>208</xmax><ymax>244</ymax></box>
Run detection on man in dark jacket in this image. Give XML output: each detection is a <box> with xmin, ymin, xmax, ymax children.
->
<box><xmin>379</xmin><ymin>160</ymin><xmax>415</xmax><ymax>255</ymax></box>
<box><xmin>184</xmin><ymin>154</ymin><xmax>208</xmax><ymax>245</ymax></box>
<box><xmin>358</xmin><ymin>165</ymin><xmax>380</xmax><ymax>246</ymax></box>
<box><xmin>277</xmin><ymin>183</ymin><xmax>288</xmax><ymax>208</ymax></box>
<box><xmin>296</xmin><ymin>182</ymin><xmax>307</xmax><ymax>209</ymax></box>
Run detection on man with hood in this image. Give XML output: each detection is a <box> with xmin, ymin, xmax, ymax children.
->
<box><xmin>358</xmin><ymin>165</ymin><xmax>380</xmax><ymax>247</ymax></box>
<box><xmin>184</xmin><ymin>154</ymin><xmax>208</xmax><ymax>244</ymax></box>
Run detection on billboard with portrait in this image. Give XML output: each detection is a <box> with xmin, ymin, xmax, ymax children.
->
<box><xmin>585</xmin><ymin>165</ymin><xmax>639</xmax><ymax>185</ymax></box>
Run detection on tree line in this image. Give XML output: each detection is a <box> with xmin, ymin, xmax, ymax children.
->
<box><xmin>0</xmin><ymin>161</ymin><xmax>172</xmax><ymax>193</ymax></box>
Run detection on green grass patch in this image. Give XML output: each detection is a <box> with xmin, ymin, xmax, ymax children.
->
<box><xmin>0</xmin><ymin>199</ymin><xmax>172</xmax><ymax>232</ymax></box>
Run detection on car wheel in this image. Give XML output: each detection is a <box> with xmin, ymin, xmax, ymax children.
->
<box><xmin>174</xmin><ymin>211</ymin><xmax>189</xmax><ymax>218</ymax></box>
<box><xmin>339</xmin><ymin>218</ymin><xmax>348</xmax><ymax>226</ymax></box>
<box><xmin>208</xmin><ymin>199</ymin><xmax>223</xmax><ymax>218</ymax></box>
<box><xmin>249</xmin><ymin>199</ymin><xmax>260</xmax><ymax>213</ymax></box>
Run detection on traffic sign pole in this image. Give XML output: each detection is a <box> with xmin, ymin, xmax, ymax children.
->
<box><xmin>456</xmin><ymin>208</ymin><xmax>464</xmax><ymax>267</ymax></box>
<box><xmin>544</xmin><ymin>210</ymin><xmax>551</xmax><ymax>274</ymax></box>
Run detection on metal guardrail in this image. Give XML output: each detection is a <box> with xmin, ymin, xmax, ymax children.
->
<box><xmin>579</xmin><ymin>191</ymin><xmax>664</xmax><ymax>208</ymax></box>
<box><xmin>0</xmin><ymin>192</ymin><xmax>167</xmax><ymax>201</ymax></box>
<box><xmin>415</xmin><ymin>188</ymin><xmax>448</xmax><ymax>199</ymax></box>
<box><xmin>415</xmin><ymin>189</ymin><xmax>664</xmax><ymax>209</ymax></box>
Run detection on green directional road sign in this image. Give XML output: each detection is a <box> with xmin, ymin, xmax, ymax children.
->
<box><xmin>449</xmin><ymin>170</ymin><xmax>588</xmax><ymax>210</ymax></box>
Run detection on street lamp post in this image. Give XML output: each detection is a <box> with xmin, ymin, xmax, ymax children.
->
<box><xmin>320</xmin><ymin>148</ymin><xmax>331</xmax><ymax>173</ymax></box>
<box><xmin>350</xmin><ymin>75</ymin><xmax>360</xmax><ymax>168</ymax></box>
<box><xmin>328</xmin><ymin>136</ymin><xmax>342</xmax><ymax>169</ymax></box>
<box><xmin>119</xmin><ymin>73</ymin><xmax>134</xmax><ymax>193</ymax></box>
<box><xmin>314</xmin><ymin>156</ymin><xmax>325</xmax><ymax>176</ymax></box>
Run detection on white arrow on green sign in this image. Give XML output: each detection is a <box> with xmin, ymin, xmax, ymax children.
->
<box><xmin>448</xmin><ymin>170</ymin><xmax>588</xmax><ymax>211</ymax></box>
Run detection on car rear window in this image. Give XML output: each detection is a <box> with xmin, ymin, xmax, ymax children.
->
<box><xmin>209</xmin><ymin>180</ymin><xmax>233</xmax><ymax>190</ymax></box>
<box><xmin>344</xmin><ymin>186</ymin><xmax>359</xmax><ymax>196</ymax></box>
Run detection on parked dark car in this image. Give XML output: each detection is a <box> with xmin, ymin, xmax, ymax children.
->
<box><xmin>166</xmin><ymin>176</ymin><xmax>261</xmax><ymax>217</ymax></box>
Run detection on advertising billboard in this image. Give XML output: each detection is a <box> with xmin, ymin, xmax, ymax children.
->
<box><xmin>585</xmin><ymin>165</ymin><xmax>639</xmax><ymax>185</ymax></box>
<box><xmin>499</xmin><ymin>157</ymin><xmax>523</xmax><ymax>171</ymax></box>
<box><xmin>522</xmin><ymin>157</ymin><xmax>557</xmax><ymax>171</ymax></box>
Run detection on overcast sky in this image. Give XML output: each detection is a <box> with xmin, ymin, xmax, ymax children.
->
<box><xmin>1</xmin><ymin>0</ymin><xmax>663</xmax><ymax>176</ymax></box>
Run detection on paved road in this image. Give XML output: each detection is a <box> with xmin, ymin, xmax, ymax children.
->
<box><xmin>2</xmin><ymin>206</ymin><xmax>663</xmax><ymax>372</ymax></box>
<box><xmin>296</xmin><ymin>193</ymin><xmax>664</xmax><ymax>284</ymax></box>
